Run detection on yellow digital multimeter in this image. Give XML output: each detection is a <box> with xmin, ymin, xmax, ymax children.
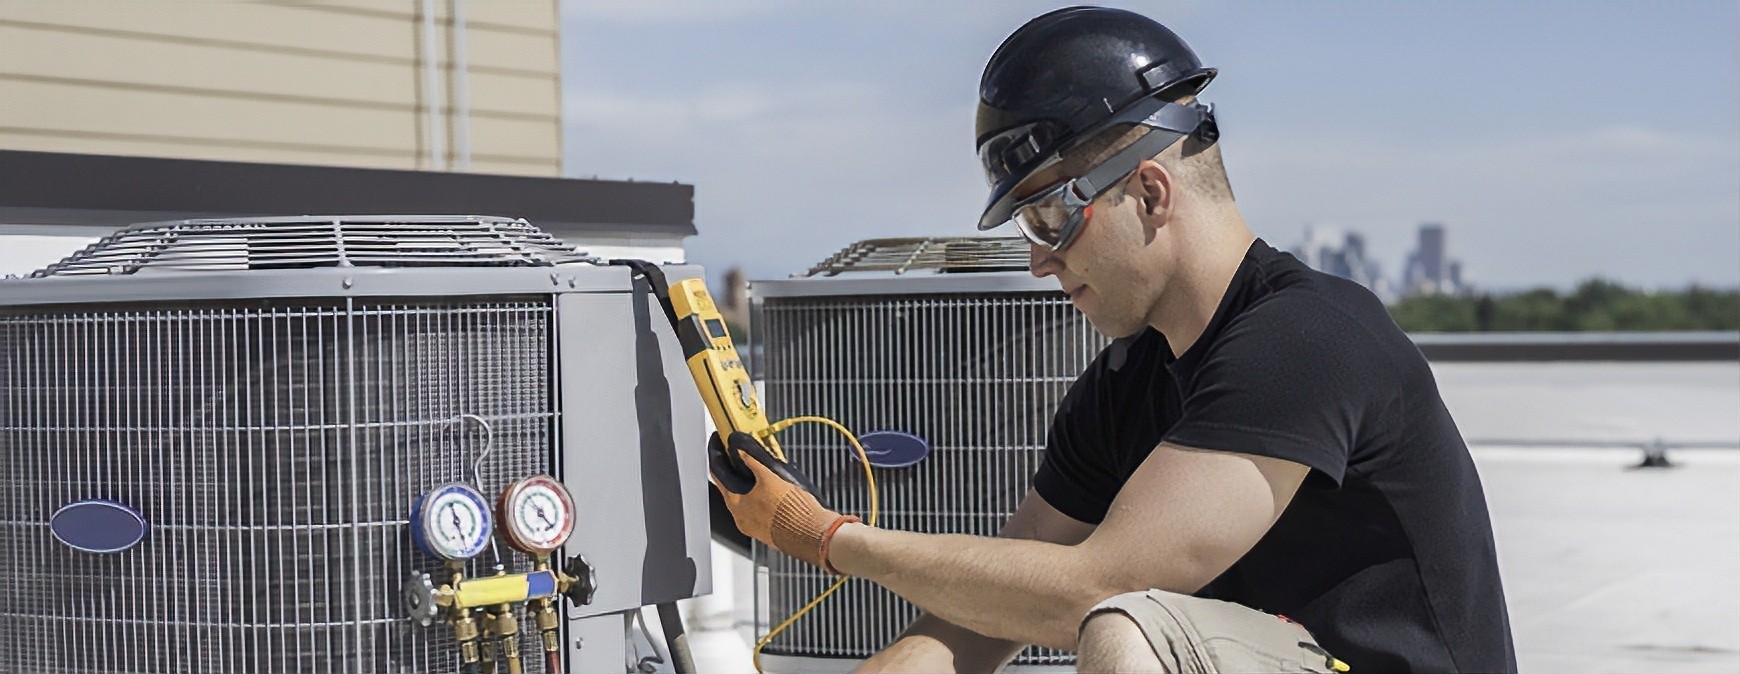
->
<box><xmin>666</xmin><ymin>278</ymin><xmax>775</xmax><ymax>451</ymax></box>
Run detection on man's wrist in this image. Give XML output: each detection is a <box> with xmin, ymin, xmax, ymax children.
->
<box><xmin>824</xmin><ymin>521</ymin><xmax>875</xmax><ymax>577</ymax></box>
<box><xmin>818</xmin><ymin>515</ymin><xmax>860</xmax><ymax>575</ymax></box>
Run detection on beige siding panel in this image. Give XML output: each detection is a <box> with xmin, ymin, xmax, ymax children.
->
<box><xmin>0</xmin><ymin>3</ymin><xmax>417</xmax><ymax>61</ymax></box>
<box><xmin>0</xmin><ymin>26</ymin><xmax>419</xmax><ymax>108</ymax></box>
<box><xmin>467</xmin><ymin>158</ymin><xmax>561</xmax><ymax>177</ymax></box>
<box><xmin>285</xmin><ymin>1</ymin><xmax>558</xmax><ymax>73</ymax></box>
<box><xmin>466</xmin><ymin>71</ymin><xmax>558</xmax><ymax>118</ymax></box>
<box><xmin>468</xmin><ymin>116</ymin><xmax>558</xmax><ymax>160</ymax></box>
<box><xmin>294</xmin><ymin>0</ymin><xmax>557</xmax><ymax>35</ymax></box>
<box><xmin>0</xmin><ymin>130</ymin><xmax>420</xmax><ymax>170</ymax></box>
<box><xmin>1</xmin><ymin>79</ymin><xmax>421</xmax><ymax>153</ymax></box>
<box><xmin>460</xmin><ymin>1</ymin><xmax>558</xmax><ymax>34</ymax></box>
<box><xmin>464</xmin><ymin>27</ymin><xmax>557</xmax><ymax>72</ymax></box>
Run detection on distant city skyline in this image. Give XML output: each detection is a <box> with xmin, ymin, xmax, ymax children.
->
<box><xmin>1293</xmin><ymin>222</ymin><xmax>1471</xmax><ymax>301</ymax></box>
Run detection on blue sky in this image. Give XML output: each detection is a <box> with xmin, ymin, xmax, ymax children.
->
<box><xmin>560</xmin><ymin>1</ymin><xmax>1738</xmax><ymax>291</ymax></box>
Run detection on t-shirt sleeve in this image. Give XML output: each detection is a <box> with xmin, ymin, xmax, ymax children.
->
<box><xmin>1162</xmin><ymin>300</ymin><xmax>1388</xmax><ymax>486</ymax></box>
<box><xmin>1031</xmin><ymin>339</ymin><xmax>1129</xmax><ymax>525</ymax></box>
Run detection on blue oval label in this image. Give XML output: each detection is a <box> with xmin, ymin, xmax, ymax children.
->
<box><xmin>50</xmin><ymin>499</ymin><xmax>147</xmax><ymax>554</ymax></box>
<box><xmin>858</xmin><ymin>431</ymin><xmax>932</xmax><ymax>468</ymax></box>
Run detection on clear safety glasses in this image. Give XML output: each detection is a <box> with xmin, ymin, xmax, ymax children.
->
<box><xmin>1009</xmin><ymin>174</ymin><xmax>1104</xmax><ymax>251</ymax></box>
<box><xmin>989</xmin><ymin>100</ymin><xmax>1213</xmax><ymax>252</ymax></box>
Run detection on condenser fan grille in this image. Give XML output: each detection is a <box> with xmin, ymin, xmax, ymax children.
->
<box><xmin>802</xmin><ymin>237</ymin><xmax>1029</xmax><ymax>277</ymax></box>
<box><xmin>0</xmin><ymin>299</ymin><xmax>555</xmax><ymax>672</ymax></box>
<box><xmin>33</xmin><ymin>216</ymin><xmax>592</xmax><ymax>277</ymax></box>
<box><xmin>755</xmin><ymin>289</ymin><xmax>1109</xmax><ymax>667</ymax></box>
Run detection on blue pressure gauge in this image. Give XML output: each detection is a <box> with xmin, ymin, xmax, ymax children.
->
<box><xmin>411</xmin><ymin>484</ymin><xmax>494</xmax><ymax>562</ymax></box>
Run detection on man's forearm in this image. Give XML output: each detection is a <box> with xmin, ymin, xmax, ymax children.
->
<box><xmin>829</xmin><ymin>523</ymin><xmax>1109</xmax><ymax>650</ymax></box>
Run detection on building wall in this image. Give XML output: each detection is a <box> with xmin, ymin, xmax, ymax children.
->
<box><xmin>0</xmin><ymin>0</ymin><xmax>561</xmax><ymax>176</ymax></box>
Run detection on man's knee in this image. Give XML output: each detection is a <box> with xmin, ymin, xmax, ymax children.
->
<box><xmin>1078</xmin><ymin>589</ymin><xmax>1344</xmax><ymax>674</ymax></box>
<box><xmin>1077</xmin><ymin>609</ymin><xmax>1169</xmax><ymax>674</ymax></box>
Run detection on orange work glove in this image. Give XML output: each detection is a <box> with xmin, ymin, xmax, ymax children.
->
<box><xmin>708</xmin><ymin>431</ymin><xmax>859</xmax><ymax>573</ymax></box>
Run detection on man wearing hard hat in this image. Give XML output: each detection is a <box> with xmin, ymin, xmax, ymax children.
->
<box><xmin>711</xmin><ymin>7</ymin><xmax>1517</xmax><ymax>672</ymax></box>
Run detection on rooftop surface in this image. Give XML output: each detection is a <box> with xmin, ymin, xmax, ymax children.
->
<box><xmin>682</xmin><ymin>360</ymin><xmax>1740</xmax><ymax>672</ymax></box>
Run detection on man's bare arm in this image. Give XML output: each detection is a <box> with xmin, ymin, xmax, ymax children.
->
<box><xmin>830</xmin><ymin>443</ymin><xmax>1309</xmax><ymax>650</ymax></box>
<box><xmin>854</xmin><ymin>490</ymin><xmax>1094</xmax><ymax>673</ymax></box>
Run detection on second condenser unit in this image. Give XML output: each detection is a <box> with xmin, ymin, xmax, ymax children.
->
<box><xmin>752</xmin><ymin>237</ymin><xmax>1109</xmax><ymax>671</ymax></box>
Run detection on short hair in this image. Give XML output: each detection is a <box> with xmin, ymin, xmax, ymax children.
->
<box><xmin>1057</xmin><ymin>96</ymin><xmax>1234</xmax><ymax>201</ymax></box>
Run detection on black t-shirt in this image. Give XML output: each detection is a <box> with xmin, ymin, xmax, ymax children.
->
<box><xmin>1034</xmin><ymin>239</ymin><xmax>1516</xmax><ymax>673</ymax></box>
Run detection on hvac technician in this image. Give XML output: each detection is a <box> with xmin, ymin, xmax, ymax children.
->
<box><xmin>710</xmin><ymin>7</ymin><xmax>1516</xmax><ymax>672</ymax></box>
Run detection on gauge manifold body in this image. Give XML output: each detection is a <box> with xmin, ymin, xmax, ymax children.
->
<box><xmin>496</xmin><ymin>475</ymin><xmax>576</xmax><ymax>555</ymax></box>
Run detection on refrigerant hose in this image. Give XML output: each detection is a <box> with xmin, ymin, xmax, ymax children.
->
<box><xmin>749</xmin><ymin>415</ymin><xmax>880</xmax><ymax>674</ymax></box>
<box><xmin>656</xmin><ymin>602</ymin><xmax>697</xmax><ymax>673</ymax></box>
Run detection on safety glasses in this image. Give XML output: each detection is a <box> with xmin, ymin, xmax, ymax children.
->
<box><xmin>1009</xmin><ymin>174</ymin><xmax>1102</xmax><ymax>251</ymax></box>
<box><xmin>982</xmin><ymin>100</ymin><xmax>1214</xmax><ymax>252</ymax></box>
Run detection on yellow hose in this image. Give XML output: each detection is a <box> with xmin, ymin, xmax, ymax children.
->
<box><xmin>749</xmin><ymin>416</ymin><xmax>879</xmax><ymax>674</ymax></box>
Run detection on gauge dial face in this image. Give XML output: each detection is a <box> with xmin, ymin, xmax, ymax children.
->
<box><xmin>413</xmin><ymin>484</ymin><xmax>493</xmax><ymax>562</ymax></box>
<box><xmin>498</xmin><ymin>475</ymin><xmax>575</xmax><ymax>555</ymax></box>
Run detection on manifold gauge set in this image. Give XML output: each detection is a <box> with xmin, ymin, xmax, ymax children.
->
<box><xmin>404</xmin><ymin>475</ymin><xmax>596</xmax><ymax>674</ymax></box>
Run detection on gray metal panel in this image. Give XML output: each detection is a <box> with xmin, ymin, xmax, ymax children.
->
<box><xmin>0</xmin><ymin>265</ymin><xmax>638</xmax><ymax>306</ymax></box>
<box><xmin>556</xmin><ymin>275</ymin><xmax>711</xmax><ymax>620</ymax></box>
<box><xmin>563</xmin><ymin>613</ymin><xmax>632</xmax><ymax>674</ymax></box>
<box><xmin>752</xmin><ymin>272</ymin><xmax>1061</xmax><ymax>298</ymax></box>
<box><xmin>0</xmin><ymin>150</ymin><xmax>696</xmax><ymax>237</ymax></box>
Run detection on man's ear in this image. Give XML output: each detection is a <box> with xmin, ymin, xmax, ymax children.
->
<box><xmin>1135</xmin><ymin>159</ymin><xmax>1172</xmax><ymax>219</ymax></box>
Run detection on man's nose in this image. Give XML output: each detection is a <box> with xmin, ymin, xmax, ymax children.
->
<box><xmin>1029</xmin><ymin>242</ymin><xmax>1057</xmax><ymax>278</ymax></box>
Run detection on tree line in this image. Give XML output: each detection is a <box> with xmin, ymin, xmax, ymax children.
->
<box><xmin>1387</xmin><ymin>279</ymin><xmax>1740</xmax><ymax>332</ymax></box>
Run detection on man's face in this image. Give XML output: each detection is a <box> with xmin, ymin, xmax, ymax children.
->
<box><xmin>1018</xmin><ymin>164</ymin><xmax>1170</xmax><ymax>339</ymax></box>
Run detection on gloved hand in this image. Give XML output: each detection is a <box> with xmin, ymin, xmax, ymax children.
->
<box><xmin>709</xmin><ymin>431</ymin><xmax>859</xmax><ymax>573</ymax></box>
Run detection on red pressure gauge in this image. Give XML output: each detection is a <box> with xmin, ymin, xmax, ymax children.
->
<box><xmin>496</xmin><ymin>475</ymin><xmax>576</xmax><ymax>555</ymax></box>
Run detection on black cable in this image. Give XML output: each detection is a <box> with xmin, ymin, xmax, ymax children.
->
<box><xmin>607</xmin><ymin>259</ymin><xmax>679</xmax><ymax>328</ymax></box>
<box><xmin>655</xmin><ymin>602</ymin><xmax>696</xmax><ymax>674</ymax></box>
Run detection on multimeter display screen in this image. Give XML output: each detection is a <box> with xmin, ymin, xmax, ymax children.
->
<box><xmin>705</xmin><ymin>318</ymin><xmax>729</xmax><ymax>339</ymax></box>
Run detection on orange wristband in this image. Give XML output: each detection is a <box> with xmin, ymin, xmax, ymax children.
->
<box><xmin>819</xmin><ymin>515</ymin><xmax>861</xmax><ymax>576</ymax></box>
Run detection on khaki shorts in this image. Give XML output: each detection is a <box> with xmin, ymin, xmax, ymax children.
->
<box><xmin>1081</xmin><ymin>589</ymin><xmax>1348</xmax><ymax>673</ymax></box>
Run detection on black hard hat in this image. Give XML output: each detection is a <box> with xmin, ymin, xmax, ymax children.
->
<box><xmin>976</xmin><ymin>6</ymin><xmax>1216</xmax><ymax>230</ymax></box>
